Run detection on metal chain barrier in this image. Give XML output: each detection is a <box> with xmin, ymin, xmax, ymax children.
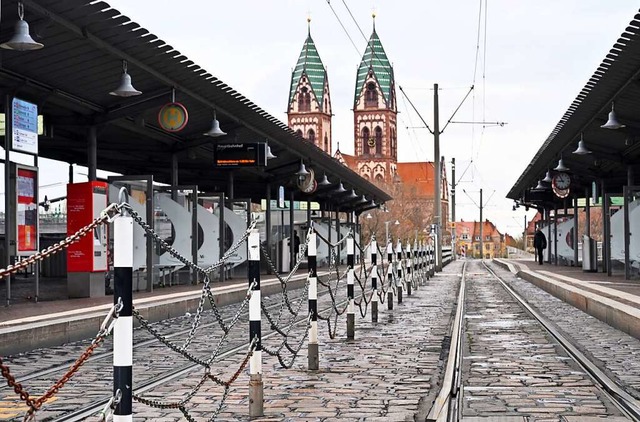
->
<box><xmin>2</xmin><ymin>301</ymin><xmax>121</xmax><ymax>420</ymax></box>
<box><xmin>0</xmin><ymin>203</ymin><xmax>120</xmax><ymax>280</ymax></box>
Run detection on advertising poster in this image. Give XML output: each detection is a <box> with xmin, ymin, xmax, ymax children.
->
<box><xmin>16</xmin><ymin>167</ymin><xmax>38</xmax><ymax>253</ymax></box>
<box><xmin>67</xmin><ymin>182</ymin><xmax>108</xmax><ymax>272</ymax></box>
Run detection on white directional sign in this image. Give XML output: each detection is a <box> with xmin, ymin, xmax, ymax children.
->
<box><xmin>12</xmin><ymin>98</ymin><xmax>38</xmax><ymax>155</ymax></box>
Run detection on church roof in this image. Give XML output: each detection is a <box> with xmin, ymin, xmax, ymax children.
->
<box><xmin>354</xmin><ymin>28</ymin><xmax>394</xmax><ymax>105</ymax></box>
<box><xmin>289</xmin><ymin>31</ymin><xmax>327</xmax><ymax>110</ymax></box>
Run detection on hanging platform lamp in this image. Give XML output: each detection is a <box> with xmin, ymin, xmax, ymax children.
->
<box><xmin>572</xmin><ymin>133</ymin><xmax>592</xmax><ymax>155</ymax></box>
<box><xmin>542</xmin><ymin>170</ymin><xmax>553</xmax><ymax>183</ymax></box>
<box><xmin>203</xmin><ymin>110</ymin><xmax>227</xmax><ymax>137</ymax></box>
<box><xmin>0</xmin><ymin>2</ymin><xmax>43</xmax><ymax>51</ymax></box>
<box><xmin>110</xmin><ymin>60</ymin><xmax>142</xmax><ymax>97</ymax></box>
<box><xmin>600</xmin><ymin>102</ymin><xmax>625</xmax><ymax>130</ymax></box>
<box><xmin>553</xmin><ymin>156</ymin><xmax>570</xmax><ymax>172</ymax></box>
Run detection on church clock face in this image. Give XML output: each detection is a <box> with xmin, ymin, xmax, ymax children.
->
<box><xmin>367</xmin><ymin>137</ymin><xmax>375</xmax><ymax>147</ymax></box>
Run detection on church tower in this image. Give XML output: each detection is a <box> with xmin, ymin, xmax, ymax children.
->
<box><xmin>353</xmin><ymin>16</ymin><xmax>397</xmax><ymax>182</ymax></box>
<box><xmin>287</xmin><ymin>19</ymin><xmax>332</xmax><ymax>154</ymax></box>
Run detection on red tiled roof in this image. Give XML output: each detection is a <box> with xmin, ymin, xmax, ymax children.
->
<box><xmin>396</xmin><ymin>162</ymin><xmax>435</xmax><ymax>197</ymax></box>
<box><xmin>334</xmin><ymin>150</ymin><xmax>357</xmax><ymax>169</ymax></box>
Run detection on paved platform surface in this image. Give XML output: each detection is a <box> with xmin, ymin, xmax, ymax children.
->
<box><xmin>496</xmin><ymin>257</ymin><xmax>640</xmax><ymax>339</ymax></box>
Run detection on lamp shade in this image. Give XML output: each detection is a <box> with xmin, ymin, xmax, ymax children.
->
<box><xmin>109</xmin><ymin>71</ymin><xmax>142</xmax><ymax>97</ymax></box>
<box><xmin>318</xmin><ymin>174</ymin><xmax>331</xmax><ymax>186</ymax></box>
<box><xmin>542</xmin><ymin>170</ymin><xmax>553</xmax><ymax>183</ymax></box>
<box><xmin>266</xmin><ymin>145</ymin><xmax>276</xmax><ymax>160</ymax></box>
<box><xmin>203</xmin><ymin>111</ymin><xmax>226</xmax><ymax>137</ymax></box>
<box><xmin>295</xmin><ymin>161</ymin><xmax>309</xmax><ymax>177</ymax></box>
<box><xmin>0</xmin><ymin>19</ymin><xmax>43</xmax><ymax>50</ymax></box>
<box><xmin>600</xmin><ymin>103</ymin><xmax>625</xmax><ymax>130</ymax></box>
<box><xmin>335</xmin><ymin>182</ymin><xmax>346</xmax><ymax>193</ymax></box>
<box><xmin>573</xmin><ymin>138</ymin><xmax>592</xmax><ymax>155</ymax></box>
<box><xmin>553</xmin><ymin>158</ymin><xmax>569</xmax><ymax>172</ymax></box>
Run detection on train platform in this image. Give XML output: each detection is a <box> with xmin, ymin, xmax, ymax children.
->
<box><xmin>495</xmin><ymin>257</ymin><xmax>640</xmax><ymax>340</ymax></box>
<box><xmin>0</xmin><ymin>269</ymin><xmax>326</xmax><ymax>356</ymax></box>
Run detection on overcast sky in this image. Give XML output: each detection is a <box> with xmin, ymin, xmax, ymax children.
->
<box><xmin>36</xmin><ymin>1</ymin><xmax>640</xmax><ymax>236</ymax></box>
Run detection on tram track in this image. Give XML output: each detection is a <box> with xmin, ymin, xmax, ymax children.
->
<box><xmin>52</xmin><ymin>293</ymin><xmax>353</xmax><ymax>422</ymax></box>
<box><xmin>1</xmin><ymin>268</ymin><xmax>361</xmax><ymax>421</ymax></box>
<box><xmin>429</xmin><ymin>260</ymin><xmax>640</xmax><ymax>421</ymax></box>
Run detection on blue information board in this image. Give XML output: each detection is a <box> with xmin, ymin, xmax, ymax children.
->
<box><xmin>12</xmin><ymin>98</ymin><xmax>38</xmax><ymax>154</ymax></box>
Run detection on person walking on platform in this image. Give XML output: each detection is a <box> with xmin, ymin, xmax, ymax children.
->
<box><xmin>533</xmin><ymin>228</ymin><xmax>547</xmax><ymax>265</ymax></box>
<box><xmin>293</xmin><ymin>230</ymin><xmax>301</xmax><ymax>264</ymax></box>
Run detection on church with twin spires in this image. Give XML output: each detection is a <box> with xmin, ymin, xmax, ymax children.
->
<box><xmin>286</xmin><ymin>17</ymin><xmax>449</xmax><ymax>226</ymax></box>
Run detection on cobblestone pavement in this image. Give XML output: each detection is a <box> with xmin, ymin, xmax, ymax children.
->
<box><xmin>94</xmin><ymin>264</ymin><xmax>461</xmax><ymax>421</ymax></box>
<box><xmin>461</xmin><ymin>260</ymin><xmax>629</xmax><ymax>421</ymax></box>
<box><xmin>487</xmin><ymin>260</ymin><xmax>640</xmax><ymax>402</ymax></box>
<box><xmin>0</xmin><ymin>264</ymin><xmax>458</xmax><ymax>421</ymax></box>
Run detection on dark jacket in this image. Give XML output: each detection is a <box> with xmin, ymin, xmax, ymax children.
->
<box><xmin>533</xmin><ymin>230</ymin><xmax>547</xmax><ymax>249</ymax></box>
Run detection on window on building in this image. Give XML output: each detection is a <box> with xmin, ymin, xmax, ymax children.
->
<box><xmin>474</xmin><ymin>235</ymin><xmax>480</xmax><ymax>241</ymax></box>
<box><xmin>296</xmin><ymin>129</ymin><xmax>303</xmax><ymax>138</ymax></box>
<box><xmin>485</xmin><ymin>244</ymin><xmax>491</xmax><ymax>250</ymax></box>
<box><xmin>324</xmin><ymin>134</ymin><xmax>329</xmax><ymax>152</ymax></box>
<box><xmin>307</xmin><ymin>128</ymin><xmax>315</xmax><ymax>143</ymax></box>
<box><xmin>485</xmin><ymin>235</ymin><xmax>491</xmax><ymax>241</ymax></box>
<box><xmin>361</xmin><ymin>127</ymin><xmax>370</xmax><ymax>154</ymax></box>
<box><xmin>324</xmin><ymin>98</ymin><xmax>328</xmax><ymax>111</ymax></box>
<box><xmin>374</xmin><ymin>126</ymin><xmax>382</xmax><ymax>155</ymax></box>
<box><xmin>375</xmin><ymin>173</ymin><xmax>384</xmax><ymax>182</ymax></box>
<box><xmin>365</xmin><ymin>82</ymin><xmax>377</xmax><ymax>107</ymax></box>
<box><xmin>461</xmin><ymin>234</ymin><xmax>469</xmax><ymax>240</ymax></box>
<box><xmin>299</xmin><ymin>87</ymin><xmax>311</xmax><ymax>112</ymax></box>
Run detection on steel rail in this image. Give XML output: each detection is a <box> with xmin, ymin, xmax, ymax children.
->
<box><xmin>52</xmin><ymin>294</ymin><xmax>355</xmax><ymax>422</ymax></box>
<box><xmin>483</xmin><ymin>261</ymin><xmax>640</xmax><ymax>422</ymax></box>
<box><xmin>426</xmin><ymin>261</ymin><xmax>467</xmax><ymax>422</ymax></box>
<box><xmin>0</xmin><ymin>271</ymin><xmax>323</xmax><ymax>386</ymax></box>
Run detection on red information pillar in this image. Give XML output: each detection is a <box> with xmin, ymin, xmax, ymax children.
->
<box><xmin>66</xmin><ymin>181</ymin><xmax>108</xmax><ymax>297</ymax></box>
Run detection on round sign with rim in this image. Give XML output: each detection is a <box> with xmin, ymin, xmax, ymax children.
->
<box><xmin>158</xmin><ymin>102</ymin><xmax>189</xmax><ymax>132</ymax></box>
<box><xmin>552</xmin><ymin>184</ymin><xmax>570</xmax><ymax>199</ymax></box>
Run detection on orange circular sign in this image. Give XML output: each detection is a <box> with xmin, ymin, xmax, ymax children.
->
<box><xmin>158</xmin><ymin>102</ymin><xmax>188</xmax><ymax>132</ymax></box>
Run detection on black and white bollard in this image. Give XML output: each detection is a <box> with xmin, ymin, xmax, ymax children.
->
<box><xmin>387</xmin><ymin>240</ymin><xmax>394</xmax><ymax>310</ymax></box>
<box><xmin>396</xmin><ymin>240</ymin><xmax>403</xmax><ymax>304</ymax></box>
<box><xmin>371</xmin><ymin>236</ymin><xmax>378</xmax><ymax>323</ymax></box>
<box><xmin>248</xmin><ymin>229</ymin><xmax>263</xmax><ymax>417</ymax></box>
<box><xmin>113</xmin><ymin>211</ymin><xmax>133</xmax><ymax>422</ymax></box>
<box><xmin>308</xmin><ymin>231</ymin><xmax>319</xmax><ymax>370</ymax></box>
<box><xmin>406</xmin><ymin>240</ymin><xmax>412</xmax><ymax>296</ymax></box>
<box><xmin>346</xmin><ymin>236</ymin><xmax>355</xmax><ymax>340</ymax></box>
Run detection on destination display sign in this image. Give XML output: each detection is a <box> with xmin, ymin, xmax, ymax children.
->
<box><xmin>213</xmin><ymin>143</ymin><xmax>267</xmax><ymax>168</ymax></box>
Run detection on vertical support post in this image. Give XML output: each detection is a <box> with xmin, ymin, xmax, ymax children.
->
<box><xmin>479</xmin><ymin>188</ymin><xmax>483</xmax><ymax>260</ymax></box>
<box><xmin>289</xmin><ymin>192</ymin><xmax>295</xmax><ymax>269</ymax></box>
<box><xmin>191</xmin><ymin>190</ymin><xmax>198</xmax><ymax>285</ymax></box>
<box><xmin>396</xmin><ymin>240</ymin><xmax>403</xmax><ymax>304</ymax></box>
<box><xmin>624</xmin><ymin>186</ymin><xmax>631</xmax><ymax>280</ymax></box>
<box><xmin>371</xmin><ymin>237</ymin><xmax>378</xmax><ymax>322</ymax></box>
<box><xmin>554</xmin><ymin>204</ymin><xmax>558</xmax><ymax>265</ymax></box>
<box><xmin>68</xmin><ymin>162</ymin><xmax>74</xmax><ymax>184</ymax></box>
<box><xmin>573</xmin><ymin>196</ymin><xmax>579</xmax><ymax>267</ymax></box>
<box><xmin>171</xmin><ymin>154</ymin><xmax>178</xmax><ymax>201</ymax></box>
<box><xmin>604</xmin><ymin>192</ymin><xmax>612</xmax><ymax>277</ymax></box>
<box><xmin>308</xmin><ymin>231</ymin><xmax>319</xmax><ymax>369</ymax></box>
<box><xmin>266</xmin><ymin>184</ymin><xmax>272</xmax><ymax>275</ymax></box>
<box><xmin>346</xmin><ymin>236</ymin><xmax>355</xmax><ymax>340</ymax></box>
<box><xmin>451</xmin><ymin>157</ymin><xmax>456</xmax><ymax>261</ymax></box>
<box><xmin>405</xmin><ymin>240</ymin><xmax>412</xmax><ymax>296</ymax></box>
<box><xmin>601</xmin><ymin>181</ymin><xmax>607</xmax><ymax>273</ymax></box>
<box><xmin>88</xmin><ymin>126</ymin><xmax>97</xmax><ymax>181</ymax></box>
<box><xmin>5</xmin><ymin>95</ymin><xmax>12</xmax><ymax>305</ymax></box>
<box><xmin>547</xmin><ymin>208</ymin><xmax>552</xmax><ymax>264</ymax></box>
<box><xmin>434</xmin><ymin>83</ymin><xmax>442</xmax><ymax>271</ymax></box>
<box><xmin>113</xmin><ymin>212</ymin><xmax>133</xmax><ymax>421</ymax></box>
<box><xmin>387</xmin><ymin>241</ymin><xmax>394</xmax><ymax>310</ymax></box>
<box><xmin>336</xmin><ymin>208</ymin><xmax>341</xmax><ymax>264</ymax></box>
<box><xmin>219</xmin><ymin>195</ymin><xmax>225</xmax><ymax>283</ymax></box>
<box><xmin>585</xmin><ymin>187</ymin><xmax>591</xmax><ymax>238</ymax></box>
<box><xmin>248</xmin><ymin>229</ymin><xmax>263</xmax><ymax>417</ymax></box>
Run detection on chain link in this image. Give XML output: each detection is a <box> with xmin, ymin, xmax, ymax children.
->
<box><xmin>1</xmin><ymin>302</ymin><xmax>118</xmax><ymax>419</ymax></box>
<box><xmin>0</xmin><ymin>203</ymin><xmax>120</xmax><ymax>280</ymax></box>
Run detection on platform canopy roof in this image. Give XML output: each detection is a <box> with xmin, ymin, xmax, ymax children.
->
<box><xmin>0</xmin><ymin>0</ymin><xmax>391</xmax><ymax>213</ymax></box>
<box><xmin>508</xmin><ymin>10</ymin><xmax>640</xmax><ymax>208</ymax></box>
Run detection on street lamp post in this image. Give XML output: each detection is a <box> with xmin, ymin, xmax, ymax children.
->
<box><xmin>384</xmin><ymin>220</ymin><xmax>400</xmax><ymax>246</ymax></box>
